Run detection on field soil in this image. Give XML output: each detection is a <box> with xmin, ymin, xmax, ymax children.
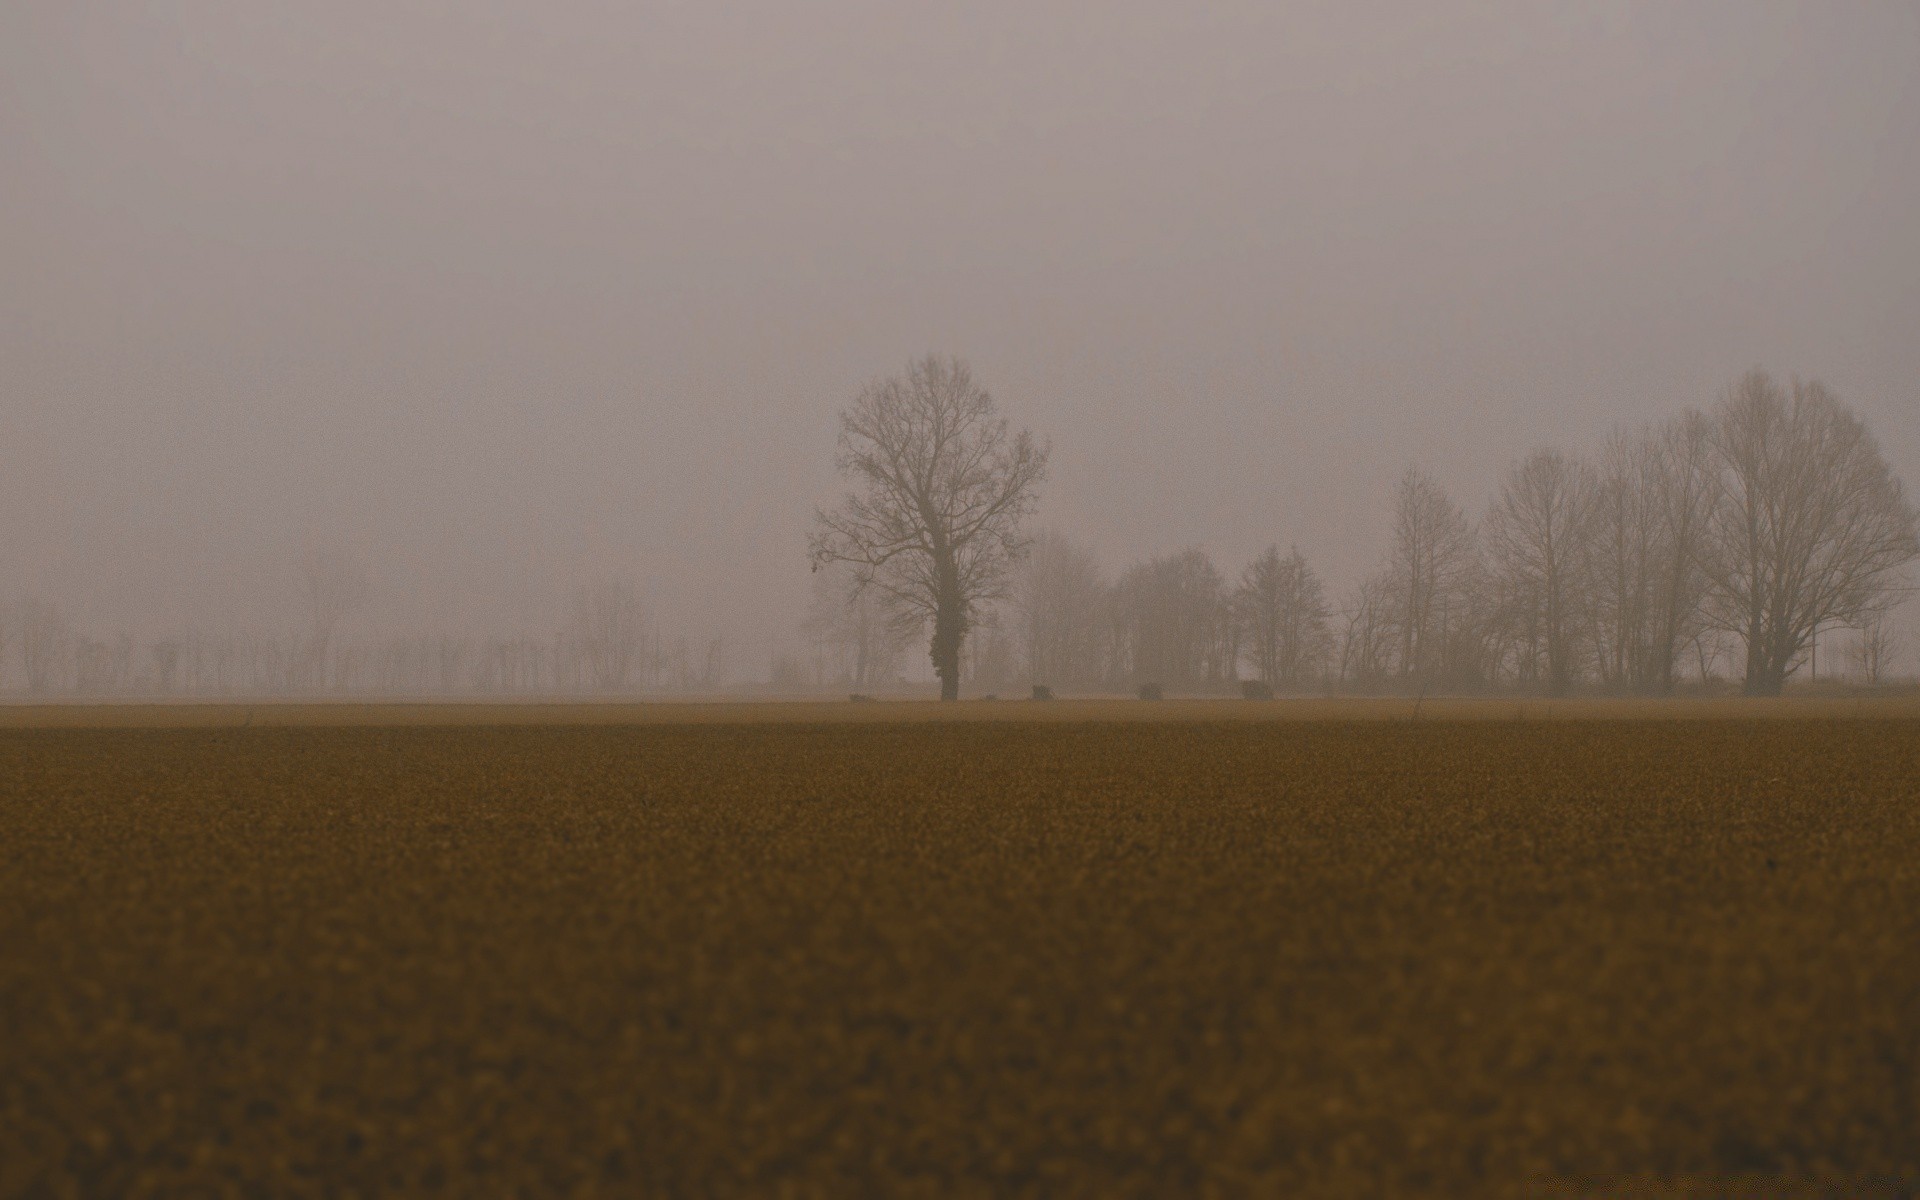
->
<box><xmin>3</xmin><ymin>710</ymin><xmax>1918</xmax><ymax>1195</ymax></box>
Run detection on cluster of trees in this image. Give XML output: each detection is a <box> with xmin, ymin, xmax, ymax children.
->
<box><xmin>1338</xmin><ymin>371</ymin><xmax>1916</xmax><ymax>696</ymax></box>
<box><xmin>939</xmin><ymin>537</ymin><xmax>1335</xmax><ymax>693</ymax></box>
<box><xmin>809</xmin><ymin>363</ymin><xmax>1915</xmax><ymax>697</ymax></box>
<box><xmin>0</xmin><ymin>575</ymin><xmax>725</xmax><ymax>696</ymax></box>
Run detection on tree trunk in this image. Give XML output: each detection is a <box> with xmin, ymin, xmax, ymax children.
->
<box><xmin>1743</xmin><ymin>666</ymin><xmax>1784</xmax><ymax>696</ymax></box>
<box><xmin>1741</xmin><ymin>608</ymin><xmax>1770</xmax><ymax>696</ymax></box>
<box><xmin>931</xmin><ymin>600</ymin><xmax>963</xmax><ymax>701</ymax></box>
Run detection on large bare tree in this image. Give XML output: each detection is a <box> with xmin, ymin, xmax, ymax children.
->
<box><xmin>1484</xmin><ymin>449</ymin><xmax>1597</xmax><ymax>695</ymax></box>
<box><xmin>810</xmin><ymin>356</ymin><xmax>1049</xmax><ymax>700</ymax></box>
<box><xmin>1704</xmin><ymin>371</ymin><xmax>1919</xmax><ymax>695</ymax></box>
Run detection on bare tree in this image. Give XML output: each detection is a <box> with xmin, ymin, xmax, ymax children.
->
<box><xmin>1113</xmin><ymin>549</ymin><xmax>1229</xmax><ymax>689</ymax></box>
<box><xmin>20</xmin><ymin>599</ymin><xmax>69</xmax><ymax>693</ymax></box>
<box><xmin>1569</xmin><ymin>414</ymin><xmax>1722</xmax><ymax>694</ymax></box>
<box><xmin>810</xmin><ymin>355</ymin><xmax>1049</xmax><ymax>700</ymax></box>
<box><xmin>1584</xmin><ymin>430</ymin><xmax>1657</xmax><ymax>690</ymax></box>
<box><xmin>1338</xmin><ymin>571</ymin><xmax>1397</xmax><ymax>689</ymax></box>
<box><xmin>296</xmin><ymin>545</ymin><xmax>370</xmax><ymax>690</ymax></box>
<box><xmin>1642</xmin><ymin>411</ymin><xmax>1721</xmax><ymax>693</ymax></box>
<box><xmin>1703</xmin><ymin>371</ymin><xmax>1919</xmax><ymax>695</ymax></box>
<box><xmin>962</xmin><ymin>607</ymin><xmax>1018</xmax><ymax>691</ymax></box>
<box><xmin>1385</xmin><ymin>467</ymin><xmax>1478</xmax><ymax>684</ymax></box>
<box><xmin>804</xmin><ymin>562</ymin><xmax>913</xmax><ymax>689</ymax></box>
<box><xmin>1484</xmin><ymin>449</ymin><xmax>1597</xmax><ymax>695</ymax></box>
<box><xmin>1014</xmin><ymin>530</ymin><xmax>1107</xmax><ymax>690</ymax></box>
<box><xmin>150</xmin><ymin>640</ymin><xmax>182</xmax><ymax>694</ymax></box>
<box><xmin>1847</xmin><ymin>609</ymin><xmax>1902</xmax><ymax>685</ymax></box>
<box><xmin>1235</xmin><ymin>545</ymin><xmax>1331</xmax><ymax>688</ymax></box>
<box><xmin>563</xmin><ymin>578</ymin><xmax>649</xmax><ymax>692</ymax></box>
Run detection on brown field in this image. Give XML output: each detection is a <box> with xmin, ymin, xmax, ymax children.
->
<box><xmin>3</xmin><ymin>707</ymin><xmax>1918</xmax><ymax>1196</ymax></box>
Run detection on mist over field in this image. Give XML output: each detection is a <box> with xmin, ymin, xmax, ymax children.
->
<box><xmin>4</xmin><ymin>1</ymin><xmax>1918</xmax><ymax>693</ymax></box>
<box><xmin>12</xmin><ymin>9</ymin><xmax>1920</xmax><ymax>1193</ymax></box>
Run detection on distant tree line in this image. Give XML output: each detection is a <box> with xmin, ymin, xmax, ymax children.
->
<box><xmin>804</xmin><ymin>367</ymin><xmax>1915</xmax><ymax>697</ymax></box>
<box><xmin>0</xmin><ymin>575</ymin><xmax>725</xmax><ymax>697</ymax></box>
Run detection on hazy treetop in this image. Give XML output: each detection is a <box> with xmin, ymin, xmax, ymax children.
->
<box><xmin>4</xmin><ymin>1</ymin><xmax>1915</xmax><ymax>648</ymax></box>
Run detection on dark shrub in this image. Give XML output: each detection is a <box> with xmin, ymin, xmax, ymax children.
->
<box><xmin>1137</xmin><ymin>682</ymin><xmax>1163</xmax><ymax>701</ymax></box>
<box><xmin>1031</xmin><ymin>685</ymin><xmax>1055</xmax><ymax>701</ymax></box>
<box><xmin>1241</xmin><ymin>680</ymin><xmax>1275</xmax><ymax>701</ymax></box>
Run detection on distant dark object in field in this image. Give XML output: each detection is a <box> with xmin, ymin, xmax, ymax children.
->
<box><xmin>982</xmin><ymin>694</ymin><xmax>998</xmax><ymax>702</ymax></box>
<box><xmin>1031</xmin><ymin>685</ymin><xmax>1055</xmax><ymax>701</ymax></box>
<box><xmin>849</xmin><ymin>694</ymin><xmax>875</xmax><ymax>703</ymax></box>
<box><xmin>1242</xmin><ymin>681</ymin><xmax>1275</xmax><ymax>701</ymax></box>
<box><xmin>1138</xmin><ymin>683</ymin><xmax>1163</xmax><ymax>701</ymax></box>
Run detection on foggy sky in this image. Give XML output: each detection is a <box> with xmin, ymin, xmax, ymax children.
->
<box><xmin>5</xmin><ymin>1</ymin><xmax>1918</xmax><ymax>665</ymax></box>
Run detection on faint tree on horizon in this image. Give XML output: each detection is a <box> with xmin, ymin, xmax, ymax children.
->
<box><xmin>1235</xmin><ymin>545</ymin><xmax>1331</xmax><ymax>688</ymax></box>
<box><xmin>1113</xmin><ymin>549</ymin><xmax>1230</xmax><ymax>689</ymax></box>
<box><xmin>809</xmin><ymin>355</ymin><xmax>1049</xmax><ymax>701</ymax></box>
<box><xmin>563</xmin><ymin>577</ymin><xmax>649</xmax><ymax>692</ymax></box>
<box><xmin>1703</xmin><ymin>371</ymin><xmax>1919</xmax><ymax>695</ymax></box>
<box><xmin>1847</xmin><ymin>610</ymin><xmax>1902</xmax><ymax>685</ymax></box>
<box><xmin>20</xmin><ymin>599</ymin><xmax>70</xmax><ymax>693</ymax></box>
<box><xmin>803</xmin><ymin>562</ymin><xmax>913</xmax><ymax>690</ymax></box>
<box><xmin>1485</xmin><ymin>449</ymin><xmax>1598</xmax><ymax>696</ymax></box>
<box><xmin>1014</xmin><ymin>530</ymin><xmax>1108</xmax><ymax>689</ymax></box>
<box><xmin>1641</xmin><ymin>412</ymin><xmax>1721</xmax><ymax>692</ymax></box>
<box><xmin>1385</xmin><ymin>467</ymin><xmax>1478</xmax><ymax>683</ymax></box>
<box><xmin>1337</xmin><ymin>571</ymin><xmax>1395</xmax><ymax>689</ymax></box>
<box><xmin>297</xmin><ymin>545</ymin><xmax>370</xmax><ymax>691</ymax></box>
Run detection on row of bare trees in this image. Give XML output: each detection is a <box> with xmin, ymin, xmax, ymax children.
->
<box><xmin>1339</xmin><ymin>371</ymin><xmax>1916</xmax><ymax>695</ymax></box>
<box><xmin>804</xmin><ymin>365</ymin><xmax>1913</xmax><ymax>697</ymax></box>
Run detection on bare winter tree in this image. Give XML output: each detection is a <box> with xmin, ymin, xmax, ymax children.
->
<box><xmin>296</xmin><ymin>545</ymin><xmax>370</xmax><ymax>690</ymax></box>
<box><xmin>1386</xmin><ymin>467</ymin><xmax>1479</xmax><ymax>684</ymax></box>
<box><xmin>1113</xmin><ymin>549</ymin><xmax>1230</xmax><ymax>689</ymax></box>
<box><xmin>809</xmin><ymin>356</ymin><xmax>1049</xmax><ymax>700</ymax></box>
<box><xmin>1574</xmin><ymin>413</ymin><xmax>1722</xmax><ymax>694</ymax></box>
<box><xmin>1704</xmin><ymin>371</ymin><xmax>1919</xmax><ymax>695</ymax></box>
<box><xmin>803</xmin><ymin>562</ymin><xmax>913</xmax><ymax>689</ymax></box>
<box><xmin>1847</xmin><ymin>609</ymin><xmax>1902</xmax><ymax>685</ymax></box>
<box><xmin>1585</xmin><ymin>430</ymin><xmax>1658</xmax><ymax>690</ymax></box>
<box><xmin>1641</xmin><ymin>411</ymin><xmax>1722</xmax><ymax>692</ymax></box>
<box><xmin>1484</xmin><ymin>449</ymin><xmax>1598</xmax><ymax>696</ymax></box>
<box><xmin>20</xmin><ymin>599</ymin><xmax>69</xmax><ymax>693</ymax></box>
<box><xmin>1014</xmin><ymin>530</ymin><xmax>1107</xmax><ymax>690</ymax></box>
<box><xmin>564</xmin><ymin>578</ymin><xmax>649</xmax><ymax>692</ymax></box>
<box><xmin>1235</xmin><ymin>545</ymin><xmax>1331</xmax><ymax>688</ymax></box>
<box><xmin>150</xmin><ymin>639</ymin><xmax>182</xmax><ymax>694</ymax></box>
<box><xmin>962</xmin><ymin>607</ymin><xmax>1019</xmax><ymax>691</ymax></box>
<box><xmin>1337</xmin><ymin>571</ymin><xmax>1396</xmax><ymax>689</ymax></box>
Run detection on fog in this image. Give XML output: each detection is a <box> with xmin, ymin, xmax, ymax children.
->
<box><xmin>4</xmin><ymin>1</ymin><xmax>1917</xmax><ymax>688</ymax></box>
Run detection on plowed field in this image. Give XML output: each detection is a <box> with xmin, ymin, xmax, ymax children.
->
<box><xmin>3</xmin><ymin>713</ymin><xmax>1917</xmax><ymax>1195</ymax></box>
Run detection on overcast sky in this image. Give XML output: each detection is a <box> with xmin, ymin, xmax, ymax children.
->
<box><xmin>4</xmin><ymin>1</ymin><xmax>1917</xmax><ymax>664</ymax></box>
